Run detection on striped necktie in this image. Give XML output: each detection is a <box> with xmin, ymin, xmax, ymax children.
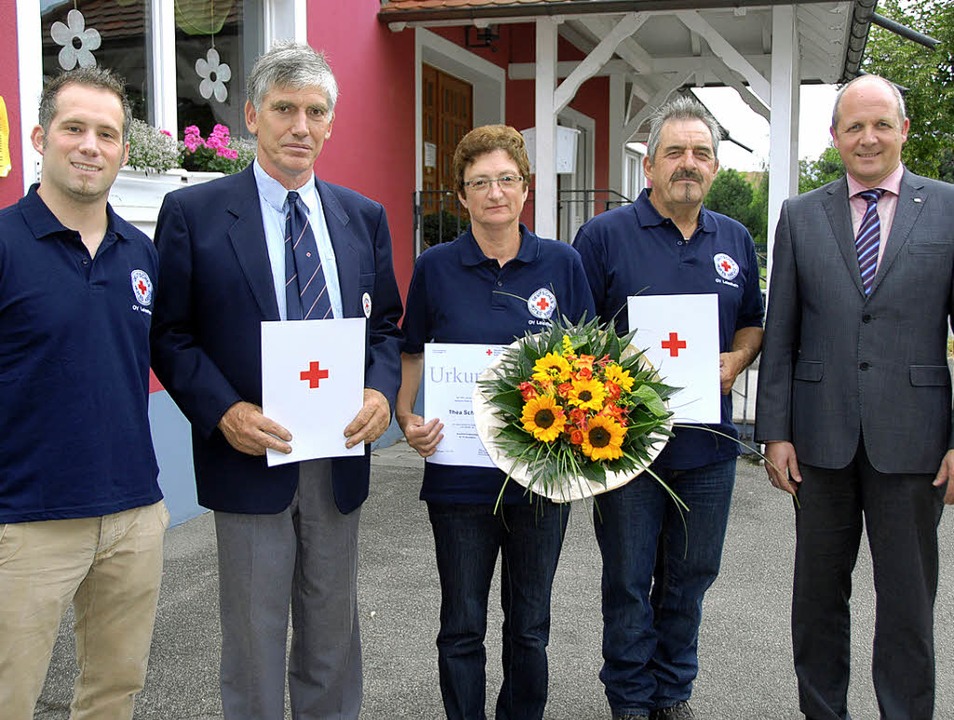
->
<box><xmin>284</xmin><ymin>190</ymin><xmax>332</xmax><ymax>320</ymax></box>
<box><xmin>854</xmin><ymin>188</ymin><xmax>885</xmax><ymax>295</ymax></box>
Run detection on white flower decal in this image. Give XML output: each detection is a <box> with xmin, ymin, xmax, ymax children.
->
<box><xmin>50</xmin><ymin>9</ymin><xmax>102</xmax><ymax>70</ymax></box>
<box><xmin>195</xmin><ymin>48</ymin><xmax>231</xmax><ymax>103</ymax></box>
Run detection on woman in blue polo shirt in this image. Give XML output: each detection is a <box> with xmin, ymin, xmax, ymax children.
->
<box><xmin>396</xmin><ymin>125</ymin><xmax>594</xmax><ymax>720</ymax></box>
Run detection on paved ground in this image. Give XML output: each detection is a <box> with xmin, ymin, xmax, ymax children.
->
<box><xmin>37</xmin><ymin>442</ymin><xmax>954</xmax><ymax>719</ymax></box>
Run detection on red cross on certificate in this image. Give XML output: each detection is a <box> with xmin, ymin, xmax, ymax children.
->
<box><xmin>486</xmin><ymin>348</ymin><xmax>493</xmax><ymax>356</ymax></box>
<box><xmin>536</xmin><ymin>297</ymin><xmax>550</xmax><ymax>311</ymax></box>
<box><xmin>661</xmin><ymin>332</ymin><xmax>687</xmax><ymax>357</ymax></box>
<box><xmin>300</xmin><ymin>361</ymin><xmax>330</xmax><ymax>388</ymax></box>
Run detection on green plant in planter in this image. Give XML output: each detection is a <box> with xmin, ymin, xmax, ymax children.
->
<box><xmin>125</xmin><ymin>118</ymin><xmax>180</xmax><ymax>173</ymax></box>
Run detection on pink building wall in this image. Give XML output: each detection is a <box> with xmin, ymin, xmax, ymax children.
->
<box><xmin>0</xmin><ymin>3</ymin><xmax>23</xmax><ymax>210</ymax></box>
<box><xmin>308</xmin><ymin>2</ymin><xmax>417</xmax><ymax>300</ymax></box>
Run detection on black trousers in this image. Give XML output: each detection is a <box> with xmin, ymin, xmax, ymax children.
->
<box><xmin>792</xmin><ymin>439</ymin><xmax>945</xmax><ymax>720</ymax></box>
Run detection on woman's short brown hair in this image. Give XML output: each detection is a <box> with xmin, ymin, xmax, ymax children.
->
<box><xmin>453</xmin><ymin>125</ymin><xmax>531</xmax><ymax>194</ymax></box>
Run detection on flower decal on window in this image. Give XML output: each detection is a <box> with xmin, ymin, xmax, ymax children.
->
<box><xmin>195</xmin><ymin>48</ymin><xmax>231</xmax><ymax>103</ymax></box>
<box><xmin>50</xmin><ymin>9</ymin><xmax>102</xmax><ymax>70</ymax></box>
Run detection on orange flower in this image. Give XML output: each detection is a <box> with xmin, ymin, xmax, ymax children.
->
<box><xmin>568</xmin><ymin>407</ymin><xmax>586</xmax><ymax>426</ymax></box>
<box><xmin>518</xmin><ymin>381</ymin><xmax>538</xmax><ymax>401</ymax></box>
<box><xmin>576</xmin><ymin>354</ymin><xmax>596</xmax><ymax>371</ymax></box>
<box><xmin>575</xmin><ymin>366</ymin><xmax>593</xmax><ymax>381</ymax></box>
<box><xmin>569</xmin><ymin>428</ymin><xmax>585</xmax><ymax>445</ymax></box>
<box><xmin>600</xmin><ymin>402</ymin><xmax>628</xmax><ymax>425</ymax></box>
<box><xmin>605</xmin><ymin>381</ymin><xmax>621</xmax><ymax>401</ymax></box>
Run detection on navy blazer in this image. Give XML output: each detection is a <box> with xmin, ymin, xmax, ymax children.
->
<box><xmin>150</xmin><ymin>165</ymin><xmax>403</xmax><ymax>514</ymax></box>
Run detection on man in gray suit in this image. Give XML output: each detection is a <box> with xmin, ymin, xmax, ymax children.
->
<box><xmin>755</xmin><ymin>74</ymin><xmax>954</xmax><ymax>720</ymax></box>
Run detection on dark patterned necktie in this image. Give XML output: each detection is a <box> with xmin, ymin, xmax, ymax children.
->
<box><xmin>855</xmin><ymin>188</ymin><xmax>885</xmax><ymax>295</ymax></box>
<box><xmin>284</xmin><ymin>191</ymin><xmax>331</xmax><ymax>320</ymax></box>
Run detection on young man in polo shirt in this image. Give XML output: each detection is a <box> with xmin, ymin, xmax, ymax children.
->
<box><xmin>574</xmin><ymin>96</ymin><xmax>764</xmax><ymax>720</ymax></box>
<box><xmin>0</xmin><ymin>67</ymin><xmax>167</xmax><ymax>720</ymax></box>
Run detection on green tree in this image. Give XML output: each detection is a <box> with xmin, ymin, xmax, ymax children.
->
<box><xmin>706</xmin><ymin>168</ymin><xmax>769</xmax><ymax>277</ymax></box>
<box><xmin>799</xmin><ymin>146</ymin><xmax>844</xmax><ymax>193</ymax></box>
<box><xmin>706</xmin><ymin>168</ymin><xmax>754</xmax><ymax>227</ymax></box>
<box><xmin>862</xmin><ymin>0</ymin><xmax>954</xmax><ymax>179</ymax></box>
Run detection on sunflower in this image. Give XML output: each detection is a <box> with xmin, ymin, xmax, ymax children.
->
<box><xmin>521</xmin><ymin>395</ymin><xmax>566</xmax><ymax>443</ymax></box>
<box><xmin>567</xmin><ymin>377</ymin><xmax>606</xmax><ymax>411</ymax></box>
<box><xmin>581</xmin><ymin>415</ymin><xmax>625</xmax><ymax>461</ymax></box>
<box><xmin>532</xmin><ymin>352</ymin><xmax>572</xmax><ymax>384</ymax></box>
<box><xmin>604</xmin><ymin>363</ymin><xmax>635</xmax><ymax>392</ymax></box>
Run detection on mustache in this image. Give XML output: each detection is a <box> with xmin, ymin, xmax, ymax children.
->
<box><xmin>670</xmin><ymin>170</ymin><xmax>704</xmax><ymax>183</ymax></box>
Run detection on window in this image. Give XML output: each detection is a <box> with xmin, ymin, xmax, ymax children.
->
<box><xmin>39</xmin><ymin>0</ymin><xmax>264</xmax><ymax>137</ymax></box>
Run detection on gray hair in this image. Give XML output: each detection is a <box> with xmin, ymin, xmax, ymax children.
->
<box><xmin>645</xmin><ymin>95</ymin><xmax>720</xmax><ymax>161</ymax></box>
<box><xmin>247</xmin><ymin>41</ymin><xmax>339</xmax><ymax>112</ymax></box>
<box><xmin>39</xmin><ymin>67</ymin><xmax>133</xmax><ymax>145</ymax></box>
<box><xmin>831</xmin><ymin>74</ymin><xmax>907</xmax><ymax>130</ymax></box>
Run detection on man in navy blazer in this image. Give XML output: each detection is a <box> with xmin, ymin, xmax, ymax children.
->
<box><xmin>151</xmin><ymin>42</ymin><xmax>402</xmax><ymax>720</ymax></box>
<box><xmin>756</xmin><ymin>75</ymin><xmax>954</xmax><ymax>719</ymax></box>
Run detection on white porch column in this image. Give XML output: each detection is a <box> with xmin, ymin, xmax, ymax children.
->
<box><xmin>767</xmin><ymin>5</ymin><xmax>800</xmax><ymax>296</ymax></box>
<box><xmin>608</xmin><ymin>73</ymin><xmax>626</xmax><ymax>196</ymax></box>
<box><xmin>534</xmin><ymin>18</ymin><xmax>559</xmax><ymax>239</ymax></box>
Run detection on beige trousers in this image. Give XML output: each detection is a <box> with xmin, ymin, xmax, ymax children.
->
<box><xmin>0</xmin><ymin>500</ymin><xmax>169</xmax><ymax>720</ymax></box>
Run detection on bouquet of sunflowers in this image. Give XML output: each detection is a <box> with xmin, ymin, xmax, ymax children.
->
<box><xmin>473</xmin><ymin>316</ymin><xmax>678</xmax><ymax>503</ymax></box>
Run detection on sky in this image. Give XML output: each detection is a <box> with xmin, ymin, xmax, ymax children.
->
<box><xmin>692</xmin><ymin>84</ymin><xmax>839</xmax><ymax>171</ymax></box>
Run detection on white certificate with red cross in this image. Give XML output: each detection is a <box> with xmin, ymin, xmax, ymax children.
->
<box><xmin>261</xmin><ymin>318</ymin><xmax>366</xmax><ymax>466</ymax></box>
<box><xmin>424</xmin><ymin>343</ymin><xmax>506</xmax><ymax>467</ymax></box>
<box><xmin>627</xmin><ymin>294</ymin><xmax>720</xmax><ymax>424</ymax></box>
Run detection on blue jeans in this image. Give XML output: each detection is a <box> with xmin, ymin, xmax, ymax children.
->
<box><xmin>594</xmin><ymin>458</ymin><xmax>736</xmax><ymax>716</ymax></box>
<box><xmin>427</xmin><ymin>500</ymin><xmax>569</xmax><ymax>720</ymax></box>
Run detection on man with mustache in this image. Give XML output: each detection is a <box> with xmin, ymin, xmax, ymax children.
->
<box><xmin>574</xmin><ymin>97</ymin><xmax>764</xmax><ymax>720</ymax></box>
<box><xmin>150</xmin><ymin>42</ymin><xmax>402</xmax><ymax>719</ymax></box>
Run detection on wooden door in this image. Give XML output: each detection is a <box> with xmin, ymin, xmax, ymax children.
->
<box><xmin>421</xmin><ymin>65</ymin><xmax>472</xmax><ymax>227</ymax></box>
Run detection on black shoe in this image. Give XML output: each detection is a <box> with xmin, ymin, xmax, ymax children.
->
<box><xmin>650</xmin><ymin>701</ymin><xmax>695</xmax><ymax>720</ymax></box>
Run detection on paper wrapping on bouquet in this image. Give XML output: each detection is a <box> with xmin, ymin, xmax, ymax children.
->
<box><xmin>472</xmin><ymin>339</ymin><xmax>672</xmax><ymax>503</ymax></box>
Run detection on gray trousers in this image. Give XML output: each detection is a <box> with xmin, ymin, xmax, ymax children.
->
<box><xmin>214</xmin><ymin>460</ymin><xmax>362</xmax><ymax>720</ymax></box>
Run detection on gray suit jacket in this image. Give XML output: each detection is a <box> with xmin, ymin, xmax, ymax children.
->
<box><xmin>755</xmin><ymin>170</ymin><xmax>954</xmax><ymax>474</ymax></box>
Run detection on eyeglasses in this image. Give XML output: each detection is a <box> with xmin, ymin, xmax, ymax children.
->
<box><xmin>462</xmin><ymin>175</ymin><xmax>524</xmax><ymax>193</ymax></box>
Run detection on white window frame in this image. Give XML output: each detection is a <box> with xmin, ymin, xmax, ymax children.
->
<box><xmin>17</xmin><ymin>0</ymin><xmax>304</xmax><ymax>193</ymax></box>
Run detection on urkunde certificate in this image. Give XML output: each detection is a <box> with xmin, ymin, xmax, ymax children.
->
<box><xmin>262</xmin><ymin>318</ymin><xmax>366</xmax><ymax>467</ymax></box>
<box><xmin>424</xmin><ymin>343</ymin><xmax>505</xmax><ymax>467</ymax></box>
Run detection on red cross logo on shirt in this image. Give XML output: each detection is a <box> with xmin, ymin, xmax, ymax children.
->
<box><xmin>661</xmin><ymin>332</ymin><xmax>687</xmax><ymax>357</ymax></box>
<box><xmin>720</xmin><ymin>259</ymin><xmax>732</xmax><ymax>273</ymax></box>
<box><xmin>300</xmin><ymin>361</ymin><xmax>330</xmax><ymax>389</ymax></box>
<box><xmin>137</xmin><ymin>279</ymin><xmax>149</xmax><ymax>297</ymax></box>
<box><xmin>536</xmin><ymin>297</ymin><xmax>550</xmax><ymax>312</ymax></box>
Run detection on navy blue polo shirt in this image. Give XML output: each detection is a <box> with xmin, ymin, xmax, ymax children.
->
<box><xmin>0</xmin><ymin>186</ymin><xmax>161</xmax><ymax>522</ymax></box>
<box><xmin>574</xmin><ymin>189</ymin><xmax>763</xmax><ymax>470</ymax></box>
<box><xmin>402</xmin><ymin>226</ymin><xmax>595</xmax><ymax>504</ymax></box>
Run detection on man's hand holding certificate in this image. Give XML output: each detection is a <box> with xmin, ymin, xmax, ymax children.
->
<box><xmin>262</xmin><ymin>318</ymin><xmax>366</xmax><ymax>466</ymax></box>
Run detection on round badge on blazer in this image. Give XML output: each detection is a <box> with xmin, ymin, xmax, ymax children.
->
<box><xmin>362</xmin><ymin>292</ymin><xmax>372</xmax><ymax>318</ymax></box>
<box><xmin>131</xmin><ymin>269</ymin><xmax>154</xmax><ymax>305</ymax></box>
<box><xmin>527</xmin><ymin>288</ymin><xmax>557</xmax><ymax>319</ymax></box>
<box><xmin>713</xmin><ymin>253</ymin><xmax>740</xmax><ymax>281</ymax></box>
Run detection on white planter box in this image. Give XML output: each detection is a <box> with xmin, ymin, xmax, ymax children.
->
<box><xmin>109</xmin><ymin>168</ymin><xmax>224</xmax><ymax>239</ymax></box>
